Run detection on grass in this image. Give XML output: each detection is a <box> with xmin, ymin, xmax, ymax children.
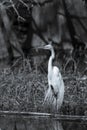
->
<box><xmin>0</xmin><ymin>57</ymin><xmax>87</xmax><ymax>115</ymax></box>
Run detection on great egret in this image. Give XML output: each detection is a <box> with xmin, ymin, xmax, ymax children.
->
<box><xmin>43</xmin><ymin>43</ymin><xmax>65</xmax><ymax>112</ymax></box>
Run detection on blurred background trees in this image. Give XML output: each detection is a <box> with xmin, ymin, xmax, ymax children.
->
<box><xmin>0</xmin><ymin>0</ymin><xmax>87</xmax><ymax>113</ymax></box>
<box><xmin>0</xmin><ymin>0</ymin><xmax>87</xmax><ymax>72</ymax></box>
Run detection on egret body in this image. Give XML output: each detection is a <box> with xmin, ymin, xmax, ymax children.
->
<box><xmin>43</xmin><ymin>44</ymin><xmax>64</xmax><ymax>112</ymax></box>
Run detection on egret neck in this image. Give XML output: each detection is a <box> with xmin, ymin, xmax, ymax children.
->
<box><xmin>48</xmin><ymin>47</ymin><xmax>55</xmax><ymax>80</ymax></box>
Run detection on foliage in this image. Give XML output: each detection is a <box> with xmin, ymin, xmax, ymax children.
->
<box><xmin>0</xmin><ymin>0</ymin><xmax>87</xmax><ymax>115</ymax></box>
<box><xmin>0</xmin><ymin>58</ymin><xmax>87</xmax><ymax>115</ymax></box>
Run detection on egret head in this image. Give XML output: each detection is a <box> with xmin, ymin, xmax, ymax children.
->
<box><xmin>44</xmin><ymin>44</ymin><xmax>53</xmax><ymax>50</ymax></box>
<box><xmin>43</xmin><ymin>43</ymin><xmax>55</xmax><ymax>58</ymax></box>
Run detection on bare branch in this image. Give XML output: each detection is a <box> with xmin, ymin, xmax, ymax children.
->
<box><xmin>63</xmin><ymin>76</ymin><xmax>87</xmax><ymax>81</ymax></box>
<box><xmin>0</xmin><ymin>111</ymin><xmax>87</xmax><ymax>121</ymax></box>
<box><xmin>57</xmin><ymin>11</ymin><xmax>87</xmax><ymax>20</ymax></box>
<box><xmin>19</xmin><ymin>0</ymin><xmax>29</xmax><ymax>9</ymax></box>
<box><xmin>9</xmin><ymin>0</ymin><xmax>26</xmax><ymax>21</ymax></box>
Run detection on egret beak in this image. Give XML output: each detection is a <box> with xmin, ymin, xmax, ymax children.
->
<box><xmin>37</xmin><ymin>46</ymin><xmax>47</xmax><ymax>50</ymax></box>
<box><xmin>37</xmin><ymin>44</ymin><xmax>51</xmax><ymax>50</ymax></box>
<box><xmin>37</xmin><ymin>46</ymin><xmax>44</xmax><ymax>49</ymax></box>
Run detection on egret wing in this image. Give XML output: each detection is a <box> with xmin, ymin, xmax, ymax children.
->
<box><xmin>51</xmin><ymin>66</ymin><xmax>63</xmax><ymax>97</ymax></box>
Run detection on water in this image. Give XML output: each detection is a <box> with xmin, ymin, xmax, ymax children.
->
<box><xmin>0</xmin><ymin>116</ymin><xmax>87</xmax><ymax>130</ymax></box>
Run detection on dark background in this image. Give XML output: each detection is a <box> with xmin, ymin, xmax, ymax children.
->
<box><xmin>0</xmin><ymin>0</ymin><xmax>87</xmax><ymax>115</ymax></box>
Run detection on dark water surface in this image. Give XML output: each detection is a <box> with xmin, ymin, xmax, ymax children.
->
<box><xmin>0</xmin><ymin>116</ymin><xmax>87</xmax><ymax>130</ymax></box>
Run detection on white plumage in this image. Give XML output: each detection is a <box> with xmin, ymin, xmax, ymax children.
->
<box><xmin>43</xmin><ymin>43</ymin><xmax>64</xmax><ymax>112</ymax></box>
